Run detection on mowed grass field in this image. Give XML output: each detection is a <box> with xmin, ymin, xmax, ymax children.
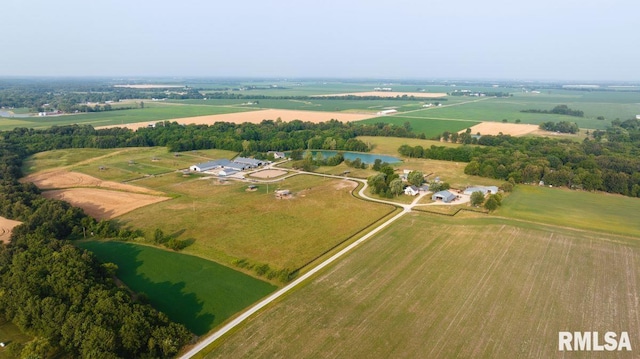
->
<box><xmin>76</xmin><ymin>241</ymin><xmax>276</xmax><ymax>335</ymax></box>
<box><xmin>120</xmin><ymin>174</ymin><xmax>395</xmax><ymax>272</ymax></box>
<box><xmin>204</xmin><ymin>214</ymin><xmax>640</xmax><ymax>359</ymax></box>
<box><xmin>497</xmin><ymin>185</ymin><xmax>640</xmax><ymax>237</ymax></box>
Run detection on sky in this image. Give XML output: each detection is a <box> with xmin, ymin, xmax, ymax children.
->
<box><xmin>1</xmin><ymin>0</ymin><xmax>639</xmax><ymax>81</ymax></box>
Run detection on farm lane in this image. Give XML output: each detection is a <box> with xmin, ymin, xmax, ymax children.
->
<box><xmin>179</xmin><ymin>166</ymin><xmax>433</xmax><ymax>358</ymax></box>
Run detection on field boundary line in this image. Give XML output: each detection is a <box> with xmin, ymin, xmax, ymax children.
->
<box><xmin>178</xmin><ymin>203</ymin><xmax>408</xmax><ymax>359</ymax></box>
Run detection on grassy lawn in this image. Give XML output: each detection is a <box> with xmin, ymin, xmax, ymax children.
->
<box><xmin>0</xmin><ymin>320</ymin><xmax>31</xmax><ymax>358</ymax></box>
<box><xmin>76</xmin><ymin>241</ymin><xmax>276</xmax><ymax>336</ymax></box>
<box><xmin>497</xmin><ymin>185</ymin><xmax>640</xmax><ymax>237</ymax></box>
<box><xmin>118</xmin><ymin>174</ymin><xmax>395</xmax><ymax>272</ymax></box>
<box><xmin>204</xmin><ymin>214</ymin><xmax>640</xmax><ymax>358</ymax></box>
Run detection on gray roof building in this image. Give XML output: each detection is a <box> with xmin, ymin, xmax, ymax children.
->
<box><xmin>432</xmin><ymin>190</ymin><xmax>457</xmax><ymax>203</ymax></box>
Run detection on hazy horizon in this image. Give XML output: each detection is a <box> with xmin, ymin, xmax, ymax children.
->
<box><xmin>2</xmin><ymin>0</ymin><xmax>639</xmax><ymax>82</ymax></box>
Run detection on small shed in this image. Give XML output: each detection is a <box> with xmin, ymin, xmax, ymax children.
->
<box><xmin>275</xmin><ymin>189</ymin><xmax>291</xmax><ymax>199</ymax></box>
<box><xmin>432</xmin><ymin>190</ymin><xmax>456</xmax><ymax>203</ymax></box>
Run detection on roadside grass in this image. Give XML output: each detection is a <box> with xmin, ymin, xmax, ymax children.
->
<box><xmin>75</xmin><ymin>241</ymin><xmax>276</xmax><ymax>336</ymax></box>
<box><xmin>204</xmin><ymin>214</ymin><xmax>640</xmax><ymax>358</ymax></box>
<box><xmin>118</xmin><ymin>174</ymin><xmax>394</xmax><ymax>272</ymax></box>
<box><xmin>497</xmin><ymin>185</ymin><xmax>640</xmax><ymax>237</ymax></box>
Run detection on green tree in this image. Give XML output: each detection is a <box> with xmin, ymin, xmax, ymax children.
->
<box><xmin>470</xmin><ymin>191</ymin><xmax>485</xmax><ymax>206</ymax></box>
<box><xmin>389</xmin><ymin>178</ymin><xmax>404</xmax><ymax>197</ymax></box>
<box><xmin>484</xmin><ymin>196</ymin><xmax>499</xmax><ymax>211</ymax></box>
<box><xmin>407</xmin><ymin>171</ymin><xmax>424</xmax><ymax>186</ymax></box>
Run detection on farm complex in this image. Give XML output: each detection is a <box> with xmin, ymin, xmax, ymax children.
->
<box><xmin>1</xmin><ymin>79</ymin><xmax>640</xmax><ymax>358</ymax></box>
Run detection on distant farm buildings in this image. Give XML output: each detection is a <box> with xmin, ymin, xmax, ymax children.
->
<box><xmin>462</xmin><ymin>186</ymin><xmax>499</xmax><ymax>196</ymax></box>
<box><xmin>189</xmin><ymin>157</ymin><xmax>267</xmax><ymax>174</ymax></box>
<box><xmin>377</xmin><ymin>109</ymin><xmax>398</xmax><ymax>115</ymax></box>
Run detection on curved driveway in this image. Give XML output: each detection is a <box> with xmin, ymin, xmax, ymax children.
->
<box><xmin>179</xmin><ymin>166</ymin><xmax>429</xmax><ymax>358</ymax></box>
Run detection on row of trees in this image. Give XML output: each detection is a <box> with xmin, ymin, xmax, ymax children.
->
<box><xmin>0</xmin><ymin>128</ymin><xmax>194</xmax><ymax>357</ymax></box>
<box><xmin>398</xmin><ymin>118</ymin><xmax>640</xmax><ymax>197</ymax></box>
<box><xmin>521</xmin><ymin>104</ymin><xmax>584</xmax><ymax>117</ymax></box>
<box><xmin>539</xmin><ymin>121</ymin><xmax>579</xmax><ymax>134</ymax></box>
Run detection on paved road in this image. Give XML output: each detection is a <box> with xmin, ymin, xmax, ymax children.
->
<box><xmin>179</xmin><ymin>170</ymin><xmax>429</xmax><ymax>358</ymax></box>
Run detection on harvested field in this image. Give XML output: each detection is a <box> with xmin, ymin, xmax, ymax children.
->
<box><xmin>96</xmin><ymin>109</ymin><xmax>376</xmax><ymax>131</ymax></box>
<box><xmin>0</xmin><ymin>216</ymin><xmax>22</xmax><ymax>243</ymax></box>
<box><xmin>206</xmin><ymin>215</ymin><xmax>640</xmax><ymax>358</ymax></box>
<box><xmin>23</xmin><ymin>170</ymin><xmax>163</xmax><ymax>195</ymax></box>
<box><xmin>113</xmin><ymin>84</ymin><xmax>184</xmax><ymax>89</ymax></box>
<box><xmin>42</xmin><ymin>188</ymin><xmax>169</xmax><ymax>220</ymax></box>
<box><xmin>462</xmin><ymin>121</ymin><xmax>539</xmax><ymax>136</ymax></box>
<box><xmin>249</xmin><ymin>169</ymin><xmax>288</xmax><ymax>179</ymax></box>
<box><xmin>313</xmin><ymin>91</ymin><xmax>447</xmax><ymax>98</ymax></box>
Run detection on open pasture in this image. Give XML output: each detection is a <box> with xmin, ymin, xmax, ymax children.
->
<box><xmin>312</xmin><ymin>91</ymin><xmax>447</xmax><ymax>98</ymax></box>
<box><xmin>205</xmin><ymin>214</ymin><xmax>640</xmax><ymax>359</ymax></box>
<box><xmin>76</xmin><ymin>241</ymin><xmax>276</xmax><ymax>335</ymax></box>
<box><xmin>358</xmin><ymin>135</ymin><xmax>461</xmax><ymax>155</ymax></box>
<box><xmin>0</xmin><ymin>320</ymin><xmax>31</xmax><ymax>358</ymax></box>
<box><xmin>24</xmin><ymin>147</ymin><xmax>239</xmax><ymax>183</ymax></box>
<box><xmin>118</xmin><ymin>174</ymin><xmax>395</xmax><ymax>272</ymax></box>
<box><xmin>498</xmin><ymin>185</ymin><xmax>640</xmax><ymax>238</ymax></box>
<box><xmin>464</xmin><ymin>121</ymin><xmax>539</xmax><ymax>136</ymax></box>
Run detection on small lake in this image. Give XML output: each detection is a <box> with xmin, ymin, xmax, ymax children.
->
<box><xmin>294</xmin><ymin>150</ymin><xmax>401</xmax><ymax>164</ymax></box>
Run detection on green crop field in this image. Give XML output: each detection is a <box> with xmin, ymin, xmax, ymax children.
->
<box><xmin>358</xmin><ymin>116</ymin><xmax>478</xmax><ymax>139</ymax></box>
<box><xmin>75</xmin><ymin>241</ymin><xmax>276</xmax><ymax>335</ymax></box>
<box><xmin>497</xmin><ymin>185</ymin><xmax>640</xmax><ymax>237</ymax></box>
<box><xmin>204</xmin><ymin>214</ymin><xmax>640</xmax><ymax>359</ymax></box>
<box><xmin>0</xmin><ymin>102</ymin><xmax>256</xmax><ymax>131</ymax></box>
<box><xmin>119</xmin><ymin>174</ymin><xmax>395</xmax><ymax>273</ymax></box>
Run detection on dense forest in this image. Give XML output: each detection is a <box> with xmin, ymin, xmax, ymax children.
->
<box><xmin>400</xmin><ymin>118</ymin><xmax>640</xmax><ymax>197</ymax></box>
<box><xmin>0</xmin><ymin>135</ymin><xmax>192</xmax><ymax>357</ymax></box>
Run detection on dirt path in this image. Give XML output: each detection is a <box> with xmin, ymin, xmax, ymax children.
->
<box><xmin>0</xmin><ymin>216</ymin><xmax>22</xmax><ymax>244</ymax></box>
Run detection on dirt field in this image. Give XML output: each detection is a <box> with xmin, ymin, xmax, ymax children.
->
<box><xmin>23</xmin><ymin>170</ymin><xmax>163</xmax><ymax>195</ymax></box>
<box><xmin>96</xmin><ymin>109</ymin><xmax>376</xmax><ymax>131</ymax></box>
<box><xmin>462</xmin><ymin>121</ymin><xmax>539</xmax><ymax>136</ymax></box>
<box><xmin>42</xmin><ymin>188</ymin><xmax>169</xmax><ymax>220</ymax></box>
<box><xmin>249</xmin><ymin>169</ymin><xmax>288</xmax><ymax>179</ymax></box>
<box><xmin>313</xmin><ymin>91</ymin><xmax>447</xmax><ymax>98</ymax></box>
<box><xmin>113</xmin><ymin>84</ymin><xmax>184</xmax><ymax>89</ymax></box>
<box><xmin>0</xmin><ymin>216</ymin><xmax>22</xmax><ymax>243</ymax></box>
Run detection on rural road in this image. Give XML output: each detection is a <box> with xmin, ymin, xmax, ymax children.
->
<box><xmin>179</xmin><ymin>171</ymin><xmax>426</xmax><ymax>358</ymax></box>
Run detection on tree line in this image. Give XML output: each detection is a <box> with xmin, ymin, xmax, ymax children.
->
<box><xmin>398</xmin><ymin>118</ymin><xmax>640</xmax><ymax>197</ymax></box>
<box><xmin>0</xmin><ymin>135</ymin><xmax>192</xmax><ymax>357</ymax></box>
<box><xmin>521</xmin><ymin>104</ymin><xmax>584</xmax><ymax>117</ymax></box>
